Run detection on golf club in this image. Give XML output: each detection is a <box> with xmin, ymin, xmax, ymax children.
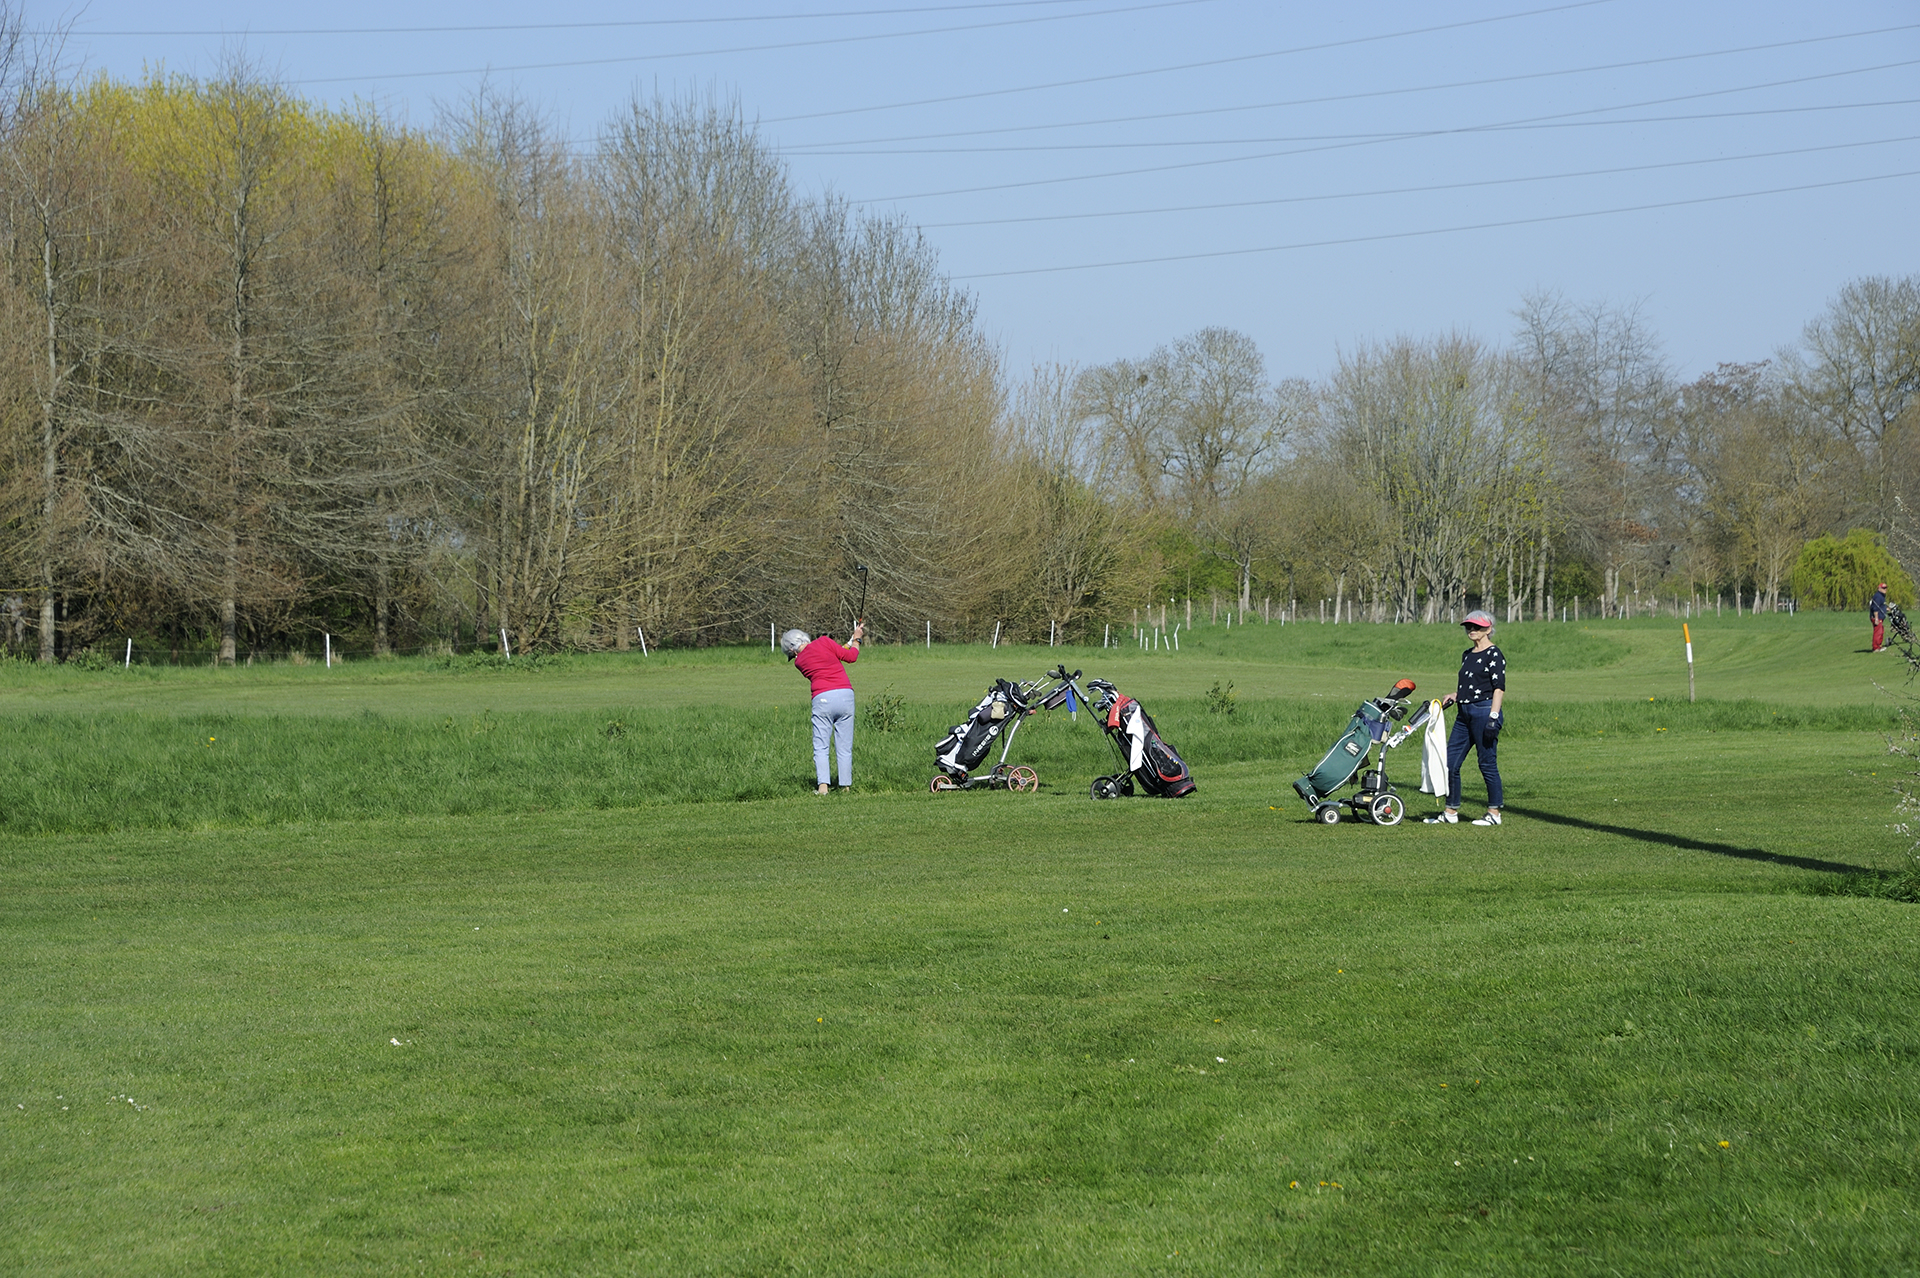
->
<box><xmin>854</xmin><ymin>565</ymin><xmax>869</xmax><ymax>631</ymax></box>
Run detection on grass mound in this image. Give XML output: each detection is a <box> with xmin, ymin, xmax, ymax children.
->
<box><xmin>0</xmin><ymin>696</ymin><xmax>1897</xmax><ymax>835</ymax></box>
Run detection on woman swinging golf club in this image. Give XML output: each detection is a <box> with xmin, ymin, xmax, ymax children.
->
<box><xmin>1425</xmin><ymin>609</ymin><xmax>1505</xmax><ymax>826</ymax></box>
<box><xmin>781</xmin><ymin>617</ymin><xmax>865</xmax><ymax>794</ymax></box>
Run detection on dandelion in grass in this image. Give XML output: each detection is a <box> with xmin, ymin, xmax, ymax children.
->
<box><xmin>1718</xmin><ymin>1140</ymin><xmax>1730</xmax><ymax>1148</ymax></box>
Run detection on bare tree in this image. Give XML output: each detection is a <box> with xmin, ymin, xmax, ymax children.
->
<box><xmin>1513</xmin><ymin>292</ymin><xmax>1672</xmax><ymax>616</ymax></box>
<box><xmin>1322</xmin><ymin>334</ymin><xmax>1529</xmax><ymax>621</ymax></box>
<box><xmin>1784</xmin><ymin>274</ymin><xmax>1920</xmax><ymax>525</ymax></box>
<box><xmin>1679</xmin><ymin>362</ymin><xmax>1845</xmax><ymax>610</ymax></box>
<box><xmin>594</xmin><ymin>93</ymin><xmax>801</xmax><ymax>647</ymax></box>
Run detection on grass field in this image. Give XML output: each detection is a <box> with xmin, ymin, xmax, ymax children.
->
<box><xmin>3</xmin><ymin>613</ymin><xmax>1916</xmax><ymax>1274</ymax></box>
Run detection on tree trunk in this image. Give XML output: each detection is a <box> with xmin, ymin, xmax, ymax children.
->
<box><xmin>220</xmin><ymin>529</ymin><xmax>238</xmax><ymax>666</ymax></box>
<box><xmin>1534</xmin><ymin>535</ymin><xmax>1550</xmax><ymax>623</ymax></box>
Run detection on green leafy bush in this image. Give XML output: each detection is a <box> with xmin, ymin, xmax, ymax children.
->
<box><xmin>1790</xmin><ymin>529</ymin><xmax>1915</xmax><ymax>609</ymax></box>
<box><xmin>864</xmin><ymin>686</ymin><xmax>906</xmax><ymax>733</ymax></box>
<box><xmin>1204</xmin><ymin>679</ymin><xmax>1237</xmax><ymax>715</ymax></box>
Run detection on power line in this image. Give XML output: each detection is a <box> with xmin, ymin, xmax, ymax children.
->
<box><xmin>554</xmin><ymin>96</ymin><xmax>1920</xmax><ymax>155</ymax></box>
<box><xmin>287</xmin><ymin>0</ymin><xmax>1214</xmax><ymax>86</ymax></box>
<box><xmin>862</xmin><ymin>57</ymin><xmax>1920</xmax><ymax>201</ymax></box>
<box><xmin>761</xmin><ymin>0</ymin><xmax>1617</xmax><ymax>122</ymax></box>
<box><xmin>782</xmin><ymin>22</ymin><xmax>1920</xmax><ymax>148</ymax></box>
<box><xmin>919</xmin><ymin>133</ymin><xmax>1920</xmax><ymax>228</ymax></box>
<box><xmin>38</xmin><ymin>0</ymin><xmax>1120</xmax><ymax>37</ymax></box>
<box><xmin>951</xmin><ymin>169</ymin><xmax>1920</xmax><ymax>279</ymax></box>
<box><xmin>796</xmin><ymin>102</ymin><xmax>1920</xmax><ymax>154</ymax></box>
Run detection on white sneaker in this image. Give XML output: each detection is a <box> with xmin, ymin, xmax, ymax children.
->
<box><xmin>1423</xmin><ymin>810</ymin><xmax>1459</xmax><ymax>824</ymax></box>
<box><xmin>1472</xmin><ymin>811</ymin><xmax>1502</xmax><ymax>826</ymax></box>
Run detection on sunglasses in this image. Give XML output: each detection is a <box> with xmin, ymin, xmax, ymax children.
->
<box><xmin>1464</xmin><ymin>623</ymin><xmax>1489</xmax><ymax>631</ymax></box>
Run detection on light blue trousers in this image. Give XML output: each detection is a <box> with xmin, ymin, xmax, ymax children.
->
<box><xmin>811</xmin><ymin>688</ymin><xmax>856</xmax><ymax>786</ymax></box>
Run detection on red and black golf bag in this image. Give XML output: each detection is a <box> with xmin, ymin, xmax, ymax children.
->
<box><xmin>1085</xmin><ymin>679</ymin><xmax>1196</xmax><ymax>799</ymax></box>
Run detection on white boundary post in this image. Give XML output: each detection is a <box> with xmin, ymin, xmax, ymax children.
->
<box><xmin>1684</xmin><ymin>622</ymin><xmax>1695</xmax><ymax>702</ymax></box>
<box><xmin>991</xmin><ymin>621</ymin><xmax>1001</xmax><ymax>649</ymax></box>
<box><xmin>124</xmin><ymin>638</ymin><xmax>132</xmax><ymax>668</ymax></box>
<box><xmin>637</xmin><ymin>626</ymin><xmax>648</xmax><ymax>657</ymax></box>
<box><xmin>325</xmin><ymin>634</ymin><xmax>332</xmax><ymax>668</ymax></box>
<box><xmin>500</xmin><ymin>628</ymin><xmax>512</xmax><ymax>661</ymax></box>
<box><xmin>926</xmin><ymin>620</ymin><xmax>931</xmax><ymax>650</ymax></box>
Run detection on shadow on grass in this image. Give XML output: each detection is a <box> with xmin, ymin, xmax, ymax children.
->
<box><xmin>1502</xmin><ymin>804</ymin><xmax>1877</xmax><ymax>877</ymax></box>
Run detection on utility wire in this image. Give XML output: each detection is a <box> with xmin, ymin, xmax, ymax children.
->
<box><xmin>762</xmin><ymin>0</ymin><xmax>1616</xmax><ymax>122</ymax></box>
<box><xmin>782</xmin><ymin>21</ymin><xmax>1920</xmax><ymax>148</ymax></box>
<box><xmin>288</xmin><ymin>0</ymin><xmax>1212</xmax><ymax>86</ymax></box>
<box><xmin>920</xmin><ymin>133</ymin><xmax>1920</xmax><ymax>228</ymax></box>
<box><xmin>797</xmin><ymin>101</ymin><xmax>1920</xmax><ymax>153</ymax></box>
<box><xmin>863</xmin><ymin>57</ymin><xmax>1920</xmax><ymax>201</ymax></box>
<box><xmin>951</xmin><ymin>168</ymin><xmax>1920</xmax><ymax>278</ymax></box>
<box><xmin>556</xmin><ymin>96</ymin><xmax>1920</xmax><ymax>156</ymax></box>
<box><xmin>39</xmin><ymin>0</ymin><xmax>1124</xmax><ymax>37</ymax></box>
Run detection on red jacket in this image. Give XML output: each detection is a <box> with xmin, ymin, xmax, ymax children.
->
<box><xmin>794</xmin><ymin>635</ymin><xmax>859</xmax><ymax>696</ymax></box>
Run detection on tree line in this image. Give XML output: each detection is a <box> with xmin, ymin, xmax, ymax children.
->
<box><xmin>2</xmin><ymin>53</ymin><xmax>1915</xmax><ymax>661</ymax></box>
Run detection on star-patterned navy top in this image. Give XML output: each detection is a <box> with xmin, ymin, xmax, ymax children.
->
<box><xmin>1456</xmin><ymin>644</ymin><xmax>1506</xmax><ymax>705</ymax></box>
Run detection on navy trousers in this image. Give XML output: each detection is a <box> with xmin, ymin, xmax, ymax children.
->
<box><xmin>1446</xmin><ymin>701</ymin><xmax>1503</xmax><ymax>809</ymax></box>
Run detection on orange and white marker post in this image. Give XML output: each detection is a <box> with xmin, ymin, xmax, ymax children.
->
<box><xmin>1683</xmin><ymin>622</ymin><xmax>1695</xmax><ymax>702</ymax></box>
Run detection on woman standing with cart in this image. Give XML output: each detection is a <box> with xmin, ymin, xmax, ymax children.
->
<box><xmin>781</xmin><ymin>622</ymin><xmax>865</xmax><ymax>794</ymax></box>
<box><xmin>1424</xmin><ymin>609</ymin><xmax>1505</xmax><ymax>826</ymax></box>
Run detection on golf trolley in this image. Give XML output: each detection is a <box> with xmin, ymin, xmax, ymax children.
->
<box><xmin>929</xmin><ymin>666</ymin><xmax>1085</xmax><ymax>793</ymax></box>
<box><xmin>1292</xmin><ymin>679</ymin><xmax>1430</xmax><ymax>825</ymax></box>
<box><xmin>1084</xmin><ymin>677</ymin><xmax>1197</xmax><ymax>799</ymax></box>
<box><xmin>1889</xmin><ymin>601</ymin><xmax>1917</xmax><ymax>660</ymax></box>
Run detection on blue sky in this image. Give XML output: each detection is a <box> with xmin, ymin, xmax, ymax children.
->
<box><xmin>29</xmin><ymin>0</ymin><xmax>1920</xmax><ymax>383</ymax></box>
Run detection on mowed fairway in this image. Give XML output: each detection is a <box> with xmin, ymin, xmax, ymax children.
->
<box><xmin>3</xmin><ymin>613</ymin><xmax>1917</xmax><ymax>1275</ymax></box>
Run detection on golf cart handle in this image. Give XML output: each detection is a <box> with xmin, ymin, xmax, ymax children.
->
<box><xmin>1048</xmin><ymin>665</ymin><xmax>1082</xmax><ymax>682</ymax></box>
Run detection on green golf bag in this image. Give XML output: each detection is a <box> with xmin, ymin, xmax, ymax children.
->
<box><xmin>1293</xmin><ymin>700</ymin><xmax>1391</xmax><ymax>806</ymax></box>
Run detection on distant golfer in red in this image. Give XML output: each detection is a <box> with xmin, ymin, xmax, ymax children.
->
<box><xmin>781</xmin><ymin>622</ymin><xmax>865</xmax><ymax>793</ymax></box>
<box><xmin>1870</xmin><ymin>582</ymin><xmax>1888</xmax><ymax>653</ymax></box>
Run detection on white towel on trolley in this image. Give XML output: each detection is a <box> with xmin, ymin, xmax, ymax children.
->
<box><xmin>1419</xmin><ymin>700</ymin><xmax>1448</xmax><ymax>795</ymax></box>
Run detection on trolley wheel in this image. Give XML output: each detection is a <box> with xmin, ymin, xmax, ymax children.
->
<box><xmin>1008</xmin><ymin>766</ymin><xmax>1039</xmax><ymax>792</ymax></box>
<box><xmin>1370</xmin><ymin>792</ymin><xmax>1405</xmax><ymax>826</ymax></box>
<box><xmin>1316</xmin><ymin>804</ymin><xmax>1341</xmax><ymax>824</ymax></box>
<box><xmin>929</xmin><ymin>774</ymin><xmax>961</xmax><ymax>793</ymax></box>
<box><xmin>1090</xmin><ymin>775</ymin><xmax>1121</xmax><ymax>800</ymax></box>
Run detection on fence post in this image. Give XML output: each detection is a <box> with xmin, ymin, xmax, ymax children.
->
<box><xmin>926</xmin><ymin>620</ymin><xmax>931</xmax><ymax>650</ymax></box>
<box><xmin>500</xmin><ymin>628</ymin><xmax>512</xmax><ymax>661</ymax></box>
<box><xmin>637</xmin><ymin>626</ymin><xmax>648</xmax><ymax>657</ymax></box>
<box><xmin>325</xmin><ymin>633</ymin><xmax>332</xmax><ymax>668</ymax></box>
<box><xmin>124</xmin><ymin>638</ymin><xmax>132</xmax><ymax>669</ymax></box>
